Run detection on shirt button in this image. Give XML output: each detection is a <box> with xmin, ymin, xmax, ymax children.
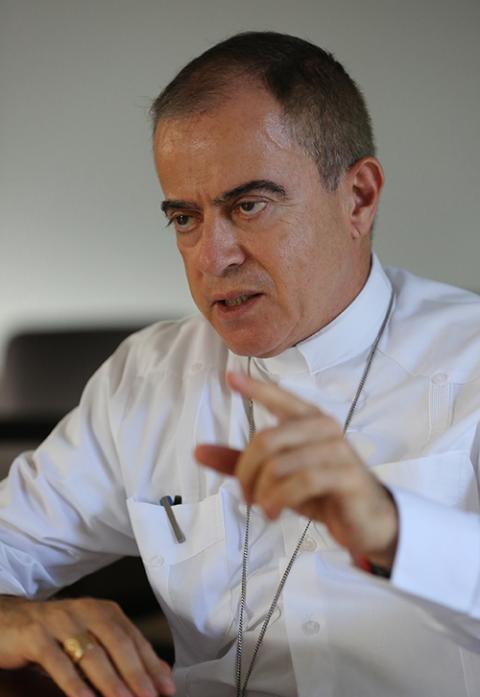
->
<box><xmin>302</xmin><ymin>620</ymin><xmax>321</xmax><ymax>636</ymax></box>
<box><xmin>300</xmin><ymin>535</ymin><xmax>317</xmax><ymax>552</ymax></box>
<box><xmin>191</xmin><ymin>362</ymin><xmax>204</xmax><ymax>374</ymax></box>
<box><xmin>150</xmin><ymin>555</ymin><xmax>164</xmax><ymax>567</ymax></box>
<box><xmin>271</xmin><ymin>605</ymin><xmax>282</xmax><ymax>623</ymax></box>
<box><xmin>432</xmin><ymin>372</ymin><xmax>448</xmax><ymax>385</ymax></box>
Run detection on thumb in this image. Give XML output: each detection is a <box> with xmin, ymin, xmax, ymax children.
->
<box><xmin>194</xmin><ymin>444</ymin><xmax>241</xmax><ymax>475</ymax></box>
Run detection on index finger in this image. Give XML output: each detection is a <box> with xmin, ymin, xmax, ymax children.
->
<box><xmin>226</xmin><ymin>371</ymin><xmax>320</xmax><ymax>421</ymax></box>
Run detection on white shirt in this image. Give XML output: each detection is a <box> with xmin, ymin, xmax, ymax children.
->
<box><xmin>1</xmin><ymin>255</ymin><xmax>480</xmax><ymax>696</ymax></box>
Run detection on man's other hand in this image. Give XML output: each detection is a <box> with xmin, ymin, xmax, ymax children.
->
<box><xmin>195</xmin><ymin>371</ymin><xmax>398</xmax><ymax>571</ymax></box>
<box><xmin>0</xmin><ymin>595</ymin><xmax>175</xmax><ymax>697</ymax></box>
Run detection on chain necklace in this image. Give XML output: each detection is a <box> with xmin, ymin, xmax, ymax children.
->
<box><xmin>235</xmin><ymin>289</ymin><xmax>395</xmax><ymax>697</ymax></box>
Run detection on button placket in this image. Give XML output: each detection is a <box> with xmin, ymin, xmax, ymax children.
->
<box><xmin>282</xmin><ymin>552</ymin><xmax>335</xmax><ymax>695</ymax></box>
<box><xmin>429</xmin><ymin>373</ymin><xmax>452</xmax><ymax>439</ymax></box>
<box><xmin>432</xmin><ymin>372</ymin><xmax>448</xmax><ymax>385</ymax></box>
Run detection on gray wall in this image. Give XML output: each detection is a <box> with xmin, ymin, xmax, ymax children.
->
<box><xmin>1</xmin><ymin>0</ymin><xmax>479</xmax><ymax>363</ymax></box>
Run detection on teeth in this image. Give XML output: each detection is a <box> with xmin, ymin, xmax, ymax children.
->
<box><xmin>224</xmin><ymin>294</ymin><xmax>250</xmax><ymax>307</ymax></box>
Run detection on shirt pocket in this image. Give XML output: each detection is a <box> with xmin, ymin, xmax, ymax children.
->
<box><xmin>126</xmin><ymin>494</ymin><xmax>233</xmax><ymax>640</ymax></box>
<box><xmin>371</xmin><ymin>450</ymin><xmax>479</xmax><ymax>512</ymax></box>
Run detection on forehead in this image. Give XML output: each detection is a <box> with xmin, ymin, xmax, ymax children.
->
<box><xmin>153</xmin><ymin>86</ymin><xmax>315</xmax><ymax>197</ymax></box>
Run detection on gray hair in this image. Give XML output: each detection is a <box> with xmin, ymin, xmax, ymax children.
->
<box><xmin>150</xmin><ymin>31</ymin><xmax>376</xmax><ymax>191</ymax></box>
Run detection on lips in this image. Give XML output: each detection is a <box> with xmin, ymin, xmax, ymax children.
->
<box><xmin>226</xmin><ymin>295</ymin><xmax>250</xmax><ymax>307</ymax></box>
<box><xmin>211</xmin><ymin>291</ymin><xmax>264</xmax><ymax>317</ymax></box>
<box><xmin>211</xmin><ymin>290</ymin><xmax>262</xmax><ymax>307</ymax></box>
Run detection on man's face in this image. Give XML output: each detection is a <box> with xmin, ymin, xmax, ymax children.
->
<box><xmin>154</xmin><ymin>85</ymin><xmax>368</xmax><ymax>357</ymax></box>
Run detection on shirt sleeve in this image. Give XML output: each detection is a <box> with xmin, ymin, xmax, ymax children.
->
<box><xmin>0</xmin><ymin>343</ymin><xmax>138</xmax><ymax>600</ymax></box>
<box><xmin>379</xmin><ymin>484</ymin><xmax>480</xmax><ymax>651</ymax></box>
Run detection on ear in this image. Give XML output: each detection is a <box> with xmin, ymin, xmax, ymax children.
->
<box><xmin>342</xmin><ymin>157</ymin><xmax>384</xmax><ymax>240</ymax></box>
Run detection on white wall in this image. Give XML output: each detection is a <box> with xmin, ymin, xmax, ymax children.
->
<box><xmin>1</xmin><ymin>0</ymin><xmax>479</xmax><ymax>361</ymax></box>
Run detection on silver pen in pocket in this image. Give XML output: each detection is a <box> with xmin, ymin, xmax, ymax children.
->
<box><xmin>160</xmin><ymin>495</ymin><xmax>186</xmax><ymax>543</ymax></box>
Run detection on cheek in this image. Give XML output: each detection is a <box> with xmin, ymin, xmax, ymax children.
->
<box><xmin>178</xmin><ymin>250</ymin><xmax>201</xmax><ymax>298</ymax></box>
<box><xmin>272</xmin><ymin>225</ymin><xmax>318</xmax><ymax>281</ymax></box>
<box><xmin>177</xmin><ymin>246</ymin><xmax>190</xmax><ymax>279</ymax></box>
<box><xmin>278</xmin><ymin>205</ymin><xmax>344</xmax><ymax>276</ymax></box>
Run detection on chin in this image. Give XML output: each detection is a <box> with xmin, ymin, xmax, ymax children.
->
<box><xmin>202</xmin><ymin>304</ymin><xmax>291</xmax><ymax>357</ymax></box>
<box><xmin>219</xmin><ymin>331</ymin><xmax>286</xmax><ymax>358</ymax></box>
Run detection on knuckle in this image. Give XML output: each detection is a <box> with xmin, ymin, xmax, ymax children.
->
<box><xmin>301</xmin><ymin>468</ymin><xmax>323</xmax><ymax>491</ymax></box>
<box><xmin>102</xmin><ymin>599</ymin><xmax>124</xmax><ymax>616</ymax></box>
<box><xmin>28</xmin><ymin>621</ymin><xmax>50</xmax><ymax>646</ymax></box>
<box><xmin>330</xmin><ymin>437</ymin><xmax>349</xmax><ymax>459</ymax></box>
<box><xmin>86</xmin><ymin>641</ymin><xmax>106</xmax><ymax>660</ymax></box>
<box><xmin>71</xmin><ymin>596</ymin><xmax>98</xmax><ymax>614</ymax></box>
<box><xmin>265</xmin><ymin>455</ymin><xmax>280</xmax><ymax>475</ymax></box>
<box><xmin>87</xmin><ymin>598</ymin><xmax>122</xmax><ymax>622</ymax></box>
<box><xmin>348</xmin><ymin>465</ymin><xmax>366</xmax><ymax>490</ymax></box>
<box><xmin>302</xmin><ymin>469</ymin><xmax>317</xmax><ymax>488</ymax></box>
<box><xmin>129</xmin><ymin>622</ymin><xmax>147</xmax><ymax>643</ymax></box>
<box><xmin>321</xmin><ymin>414</ymin><xmax>342</xmax><ymax>434</ymax></box>
<box><xmin>109</xmin><ymin>630</ymin><xmax>133</xmax><ymax>653</ymax></box>
<box><xmin>50</xmin><ymin>605</ymin><xmax>73</xmax><ymax>626</ymax></box>
<box><xmin>253</xmin><ymin>427</ymin><xmax>275</xmax><ymax>453</ymax></box>
<box><xmin>128</xmin><ymin>668</ymin><xmax>150</xmax><ymax>689</ymax></box>
<box><xmin>105</xmin><ymin>676</ymin><xmax>129</xmax><ymax>697</ymax></box>
<box><xmin>62</xmin><ymin>675</ymin><xmax>87</xmax><ymax>697</ymax></box>
<box><xmin>335</xmin><ymin>439</ymin><xmax>358</xmax><ymax>469</ymax></box>
<box><xmin>133</xmin><ymin>628</ymin><xmax>154</xmax><ymax>653</ymax></box>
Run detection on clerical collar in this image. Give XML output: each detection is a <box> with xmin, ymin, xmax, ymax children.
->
<box><xmin>251</xmin><ymin>254</ymin><xmax>393</xmax><ymax>378</ymax></box>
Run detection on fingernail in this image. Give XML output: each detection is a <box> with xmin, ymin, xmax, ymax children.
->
<box><xmin>116</xmin><ymin>687</ymin><xmax>134</xmax><ymax>697</ymax></box>
<box><xmin>159</xmin><ymin>674</ymin><xmax>175</xmax><ymax>689</ymax></box>
<box><xmin>226</xmin><ymin>371</ymin><xmax>247</xmax><ymax>387</ymax></box>
<box><xmin>262</xmin><ymin>501</ymin><xmax>279</xmax><ymax>520</ymax></box>
<box><xmin>242</xmin><ymin>486</ymin><xmax>252</xmax><ymax>504</ymax></box>
<box><xmin>141</xmin><ymin>686</ymin><xmax>157</xmax><ymax>697</ymax></box>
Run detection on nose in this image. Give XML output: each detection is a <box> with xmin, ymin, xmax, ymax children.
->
<box><xmin>194</xmin><ymin>213</ymin><xmax>246</xmax><ymax>277</ymax></box>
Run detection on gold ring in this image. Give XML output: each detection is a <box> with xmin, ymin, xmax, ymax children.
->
<box><xmin>62</xmin><ymin>631</ymin><xmax>98</xmax><ymax>663</ymax></box>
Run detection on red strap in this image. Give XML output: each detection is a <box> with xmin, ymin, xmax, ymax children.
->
<box><xmin>353</xmin><ymin>554</ymin><xmax>372</xmax><ymax>573</ymax></box>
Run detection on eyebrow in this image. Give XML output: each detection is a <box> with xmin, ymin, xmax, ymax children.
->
<box><xmin>161</xmin><ymin>179</ymin><xmax>287</xmax><ymax>215</ymax></box>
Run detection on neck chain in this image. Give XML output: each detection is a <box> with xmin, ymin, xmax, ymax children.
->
<box><xmin>235</xmin><ymin>289</ymin><xmax>395</xmax><ymax>697</ymax></box>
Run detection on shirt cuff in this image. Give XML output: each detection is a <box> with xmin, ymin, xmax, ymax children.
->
<box><xmin>389</xmin><ymin>486</ymin><xmax>480</xmax><ymax>613</ymax></box>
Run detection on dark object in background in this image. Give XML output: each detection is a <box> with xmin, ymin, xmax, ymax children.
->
<box><xmin>0</xmin><ymin>326</ymin><xmax>151</xmax><ymax>470</ymax></box>
<box><xmin>0</xmin><ymin>325</ymin><xmax>174</xmax><ymax>662</ymax></box>
<box><xmin>0</xmin><ymin>664</ymin><xmax>68</xmax><ymax>697</ymax></box>
<box><xmin>0</xmin><ymin>326</ymin><xmax>150</xmax><ymax>420</ymax></box>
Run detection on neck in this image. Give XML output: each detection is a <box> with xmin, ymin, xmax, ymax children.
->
<box><xmin>295</xmin><ymin>252</ymin><xmax>372</xmax><ymax>348</ymax></box>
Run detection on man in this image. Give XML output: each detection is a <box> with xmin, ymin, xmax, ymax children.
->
<box><xmin>0</xmin><ymin>31</ymin><xmax>479</xmax><ymax>697</ymax></box>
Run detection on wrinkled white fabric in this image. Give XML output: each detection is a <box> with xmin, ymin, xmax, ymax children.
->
<box><xmin>1</xmin><ymin>254</ymin><xmax>480</xmax><ymax>696</ymax></box>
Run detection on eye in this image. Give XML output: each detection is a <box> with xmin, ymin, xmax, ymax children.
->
<box><xmin>168</xmin><ymin>213</ymin><xmax>196</xmax><ymax>233</ymax></box>
<box><xmin>175</xmin><ymin>214</ymin><xmax>191</xmax><ymax>227</ymax></box>
<box><xmin>235</xmin><ymin>200</ymin><xmax>268</xmax><ymax>217</ymax></box>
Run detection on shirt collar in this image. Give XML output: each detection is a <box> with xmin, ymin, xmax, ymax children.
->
<box><xmin>251</xmin><ymin>254</ymin><xmax>393</xmax><ymax>378</ymax></box>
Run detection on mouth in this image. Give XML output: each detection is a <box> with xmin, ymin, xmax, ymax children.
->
<box><xmin>212</xmin><ymin>291</ymin><xmax>263</xmax><ymax>315</ymax></box>
<box><xmin>221</xmin><ymin>293</ymin><xmax>258</xmax><ymax>307</ymax></box>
